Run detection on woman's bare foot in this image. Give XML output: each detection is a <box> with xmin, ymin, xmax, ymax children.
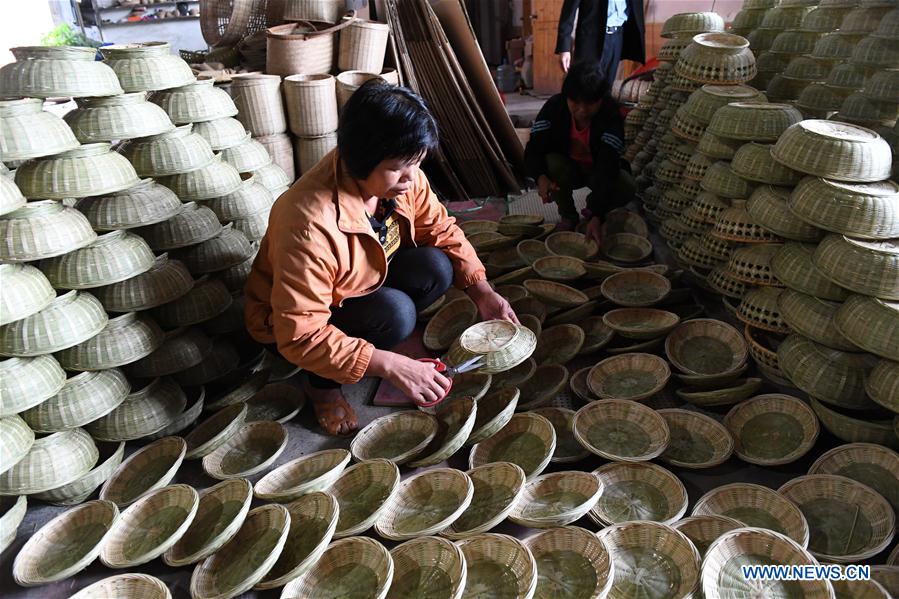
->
<box><xmin>302</xmin><ymin>377</ymin><xmax>359</xmax><ymax>436</ymax></box>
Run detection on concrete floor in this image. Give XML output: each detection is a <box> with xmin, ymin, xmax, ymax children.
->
<box><xmin>2</xmin><ymin>199</ymin><xmax>896</xmax><ymax>598</ymax></box>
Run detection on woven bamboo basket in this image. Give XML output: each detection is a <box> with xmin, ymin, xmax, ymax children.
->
<box><xmin>835</xmin><ymin>295</ymin><xmax>899</xmax><ymax>361</ymax></box>
<box><xmin>100</xmin><ymin>42</ymin><xmax>194</xmax><ymax>92</ymax></box>
<box><xmin>809</xmin><ymin>443</ymin><xmax>899</xmax><ymax>515</ymax></box>
<box><xmin>866</xmin><ymin>69</ymin><xmax>899</xmax><ymax>107</ymax></box>
<box><xmin>682</xmin><ymin>84</ymin><xmax>765</xmax><ymax>125</ymax></box>
<box><xmin>12</xmin><ymin>497</ymin><xmax>118</xmax><ymax>585</ymax></box>
<box><xmin>578</xmin><ymin>315</ymin><xmax>614</xmax><ymax>353</ymax></box>
<box><xmin>162</xmin><ymin>478</ymin><xmax>253</xmax><ymax>568</ymax></box>
<box><xmin>254</xmin><ymin>133</ymin><xmax>295</xmax><ymax>181</ymax></box>
<box><xmin>330</xmin><ymin>458</ymin><xmax>400</xmax><ymax>538</ymax></box>
<box><xmin>586</xmin><ymin>353</ymin><xmax>670</xmax><ymax>401</ymax></box>
<box><xmin>671</xmin><ymin>110</ymin><xmax>706</xmax><ymax>142</ymax></box>
<box><xmin>573</xmin><ymin>398</ymin><xmax>670</xmax><ymax>462</ymax></box>
<box><xmin>87</xmin><ymin>377</ymin><xmax>187</xmax><ymax>441</ymax></box>
<box><xmin>655</xmin><ymin>408</ymin><xmax>734</xmax><ymax>468</ymax></box>
<box><xmin>600</xmin><ymin>270</ymin><xmax>671</xmax><ymax>308</ymax></box>
<box><xmin>150</xmin><ymin>274</ymin><xmax>231</xmax><ymax>329</ymax></box>
<box><xmin>39</xmin><ymin>230</ymin><xmax>156</xmax><ymax>290</ymax></box>
<box><xmin>266</xmin><ymin>21</ymin><xmax>338</xmax><ymax>77</ymax></box>
<box><xmin>411</xmin><ymin>396</ymin><xmax>476</xmax><ymax>465</ymax></box>
<box><xmin>780</xmin><ymin>474</ymin><xmax>895</xmax><ymax>562</ymax></box>
<box><xmin>220</xmin><ymin>134</ymin><xmax>273</xmax><ymax>173</ymax></box>
<box><xmin>811</xmin><ymin>32</ymin><xmax>865</xmax><ymax>63</ymax></box>
<box><xmin>693</xmin><ymin>481</ymin><xmax>810</xmax><ymax>546</ymax></box>
<box><xmin>280</xmin><ymin>536</ymin><xmax>393</xmax><ymax>599</ymax></box>
<box><xmin>456</xmin><ymin>534</ymin><xmax>537</xmax><ymax>599</ymax></box>
<box><xmin>726</xmin><ymin>244</ymin><xmax>784</xmax><ymax>287</ymax></box>
<box><xmin>93</xmin><ymin>253</ymin><xmax>193</xmax><ymax>313</ymax></box>
<box><xmin>155</xmin><ymin>155</ymin><xmax>245</xmax><ymax>201</ymax></box>
<box><xmin>675</xmin><ymin>33</ymin><xmax>757</xmax><ymax>84</ymax></box>
<box><xmin>747</xmin><ymin>29</ymin><xmax>784</xmax><ymax>55</ymax></box>
<box><xmin>442</xmin><ymin>462</ymin><xmax>526</xmax><ymax>540</ymax></box>
<box><xmin>202</xmin><ymin>421</ymin><xmax>287</xmax><ymax>480</ymax></box>
<box><xmin>176</xmin><ymin>225</ymin><xmax>254</xmax><ymax>275</ymax></box>
<box><xmin>491</xmin><ymin>357</ymin><xmax>535</xmax><ymax>389</ymax></box>
<box><xmin>336</xmin><ymin>70</ymin><xmax>385</xmax><ymax>111</ymax></box>
<box><xmin>797</xmin><ymin>83</ymin><xmax>853</xmax><ymax>117</ymax></box>
<box><xmin>602</xmin><ymin>308</ymin><xmax>679</xmax><ymax>340</ymax></box>
<box><xmin>15</xmin><ymin>142</ymin><xmax>139</xmax><ymax>200</ymax></box>
<box><xmin>724</xmin><ymin>393</ymin><xmax>820</xmax><ymax>466</ymax></box>
<box><xmin>229</xmin><ymin>73</ymin><xmax>287</xmax><ymax>137</ymax></box>
<box><xmin>545</xmin><ymin>231</ymin><xmax>600</xmax><ymax>260</ymax></box>
<box><xmin>121</xmin><ymin>124</ymin><xmax>215</xmax><ymax>177</ymax></box>
<box><xmin>150</xmin><ymin>78</ymin><xmax>238</xmax><ymax>125</ymax></box>
<box><xmin>0</xmin><ymin>290</ymin><xmax>108</xmax><ymax>357</ymax></box>
<box><xmin>446</xmin><ymin>320</ymin><xmax>537</xmax><ymax>374</ymax></box>
<box><xmin>703</xmin><ymin>528</ymin><xmax>833</xmax><ymax>598</ymax></box>
<box><xmin>466</xmin><ymin>387</ymin><xmax>520</xmax><ymax>445</ymax></box>
<box><xmin>0</xmin><ymin>264</ymin><xmax>54</xmax><ymax>328</ymax></box>
<box><xmin>731</xmin><ymin>143</ymin><xmax>800</xmax><ymax>186</ymax></box>
<box><xmin>746</xmin><ymin>186</ymin><xmax>821</xmax><ymax>243</ymax></box>
<box><xmin>76</xmin><ymin>179</ymin><xmax>180</xmax><ymax>233</ymax></box>
<box><xmin>0</xmin><ymin>176</ymin><xmax>26</xmax><ymax>218</ymax></box>
<box><xmin>590</xmin><ymin>462</ymin><xmax>689</xmax><ymax>526</ymax></box>
<box><xmin>712</xmin><ymin>202</ymin><xmax>782</xmax><ymax>244</ymax></box>
<box><xmin>531</xmin><ymin>255</ymin><xmax>585</xmax><ymax>282</ymax></box>
<box><xmin>295</xmin><ymin>132</ymin><xmax>337</xmax><ymax>175</ymax></box>
<box><xmin>487</xmin><ymin>246</ymin><xmax>526</xmax><ymax>278</ymax></box>
<box><xmin>350</xmin><ymin>410</ymin><xmax>437</xmax><ymax>465</ymax></box>
<box><xmin>531</xmin><ymin>407</ymin><xmax>589</xmax><ymax>463</ymax></box>
<box><xmin>254</xmin><ymin>448</ymin><xmax>350</xmax><ymax>502</ymax></box>
<box><xmin>662</xmin><ymin>12</ymin><xmax>726</xmax><ymax>38</ymax></box>
<box><xmin>384</xmin><ymin>536</ymin><xmax>465</xmax><ymax>599</ymax></box>
<box><xmin>0</xmin><ymin>427</ymin><xmax>98</xmax><ymax>495</ymax></box>
<box><xmin>696</xmin><ymin>133</ymin><xmax>742</xmax><ymax>164</ymax></box>
<box><xmin>772</xmin><ymin>120</ymin><xmax>892</xmax><ymax>182</ymax></box>
<box><xmin>69</xmin><ymin>574</ymin><xmax>171</xmax><ymax>599</ymax></box>
<box><xmin>801</xmin><ymin>5</ymin><xmax>854</xmax><ymax>31</ymax></box>
<box><xmin>597</xmin><ymin>521</ymin><xmax>699</xmax><ymax>597</ymax></box>
<box><xmin>844</xmin><ymin>5</ymin><xmax>895</xmax><ymax>33</ymax></box>
<box><xmin>0</xmin><ymin>414</ymin><xmax>34</xmax><ymax>477</ymax></box>
<box><xmin>99</xmin><ymin>436</ymin><xmax>186</xmax><ymax>510</ymax></box>
<box><xmin>250</xmin><ymin>161</ymin><xmax>291</xmax><ymax>194</ymax></box>
<box><xmin>20</xmin><ymin>368</ymin><xmax>129</xmax><ymax>433</ymax></box>
<box><xmin>814</xmin><ymin>235</ymin><xmax>899</xmax><ymax>300</ymax></box>
<box><xmin>676</xmin><ymin>236</ymin><xmax>724</xmax><ymax>270</ymax></box>
<box><xmin>532</xmin><ymin>324</ymin><xmax>584</xmax><ymax>365</ymax></box>
<box><xmin>866</xmin><ymin>358</ymin><xmax>899</xmax><ymax>413</ymax></box>
<box><xmin>283</xmin><ymin>74</ymin><xmax>338</xmax><ymax>137</ymax></box>
<box><xmin>512</xmin><ymin>364</ymin><xmax>567</xmax><ymax>411</ymax></box>
<box><xmin>770</xmin><ymin>29</ymin><xmax>824</xmax><ymax>56</ymax></box>
<box><xmin>836</xmin><ymin>92</ymin><xmax>899</xmax><ymax>125</ymax></box>
<box><xmin>125</xmin><ymin>325</ymin><xmax>210</xmax><ymax>379</ymax></box>
<box><xmin>0</xmin><ymin>496</ymin><xmax>26</xmax><ymax>554</ymax></box>
<box><xmin>521</xmin><ymin>280</ymin><xmax>588</xmax><ymax>310</ymax></box>
<box><xmin>771</xmin><ymin>242</ymin><xmax>849</xmax><ymax>301</ymax></box>
<box><xmin>778</xmin><ymin>291</ymin><xmax>859</xmax><ymax>352</ymax></box>
<box><xmin>495</xmin><ymin>284</ymin><xmax>529</xmax><ymax>303</ymax></box>
<box><xmin>229</xmin><ymin>203</ymin><xmax>272</xmax><ymax>242</ymax></box>
<box><xmin>469</xmin><ymin>412</ymin><xmax>556</xmax><ymax>480</ymax></box>
<box><xmin>699</xmin><ymin>161</ymin><xmax>755</xmax><ymax>200</ymax></box>
<box><xmin>0</xmin><ymin>200</ymin><xmax>96</xmax><ymax>262</ymax></box>
<box><xmin>0</xmin><ymin>46</ymin><xmax>122</xmax><ymax>98</ymax></box>
<box><xmin>708</xmin><ymin>102</ymin><xmax>804</xmax><ymax>141</ymax></box>
<box><xmin>676</xmin><ymin>375</ymin><xmax>762</xmax><ymax>405</ymax></box>
<box><xmin>191</xmin><ymin>117</ymin><xmax>249</xmax><ymax>151</ymax></box>
<box><xmin>658</xmin><ymin>37</ymin><xmax>692</xmax><ymax>62</ymax></box>
<box><xmin>284</xmin><ymin>0</ymin><xmax>344</xmax><ymax>21</ymax></box>
<box><xmin>812</xmin><ymin>397</ymin><xmax>898</xmax><ymax>448</ymax></box>
<box><xmin>524</xmin><ymin>526</ymin><xmax>614</xmax><ymax>598</ymax></box>
<box><xmin>339</xmin><ymin>18</ymin><xmax>389</xmax><ymax>73</ymax></box>
<box><xmin>64</xmin><ymin>92</ymin><xmax>173</xmax><ymax>143</ymax></box>
<box><xmin>375</xmin><ymin>468</ymin><xmax>474</xmax><ymax>540</ymax></box>
<box><xmin>168</xmin><ymin>338</ymin><xmax>238</xmax><ymax>387</ymax></box>
<box><xmin>0</xmin><ymin>354</ymin><xmax>65</xmax><ymax>418</ymax></box>
<box><xmin>184</xmin><ymin>403</ymin><xmax>247</xmax><ymax>460</ymax></box>
<box><xmin>672</xmin><ymin>515</ymin><xmax>742</xmax><ymax>557</ymax></box>
<box><xmin>509</xmin><ymin>471</ymin><xmax>602</xmax><ymax>529</ymax></box>
<box><xmin>148</xmin><ymin>387</ymin><xmax>204</xmax><ymax>439</ymax></box>
<box><xmin>601</xmin><ymin>233</ymin><xmax>654</xmax><ymax>264</ymax></box>
<box><xmin>441</xmin><ymin>371</ymin><xmax>491</xmax><ymax>405</ymax></box>
<box><xmin>0</xmin><ymin>98</ymin><xmax>79</xmax><ymax>162</ymax></box>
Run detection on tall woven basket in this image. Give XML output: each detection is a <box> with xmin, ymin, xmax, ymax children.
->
<box><xmin>266</xmin><ymin>17</ymin><xmax>355</xmax><ymax>77</ymax></box>
<box><xmin>284</xmin><ymin>0</ymin><xmax>344</xmax><ymax>23</ymax></box>
<box><xmin>255</xmin><ymin>133</ymin><xmax>296</xmax><ymax>182</ymax></box>
<box><xmin>295</xmin><ymin>133</ymin><xmax>336</xmax><ymax>175</ymax></box>
<box><xmin>283</xmin><ymin>74</ymin><xmax>338</xmax><ymax>137</ymax></box>
<box><xmin>338</xmin><ymin>18</ymin><xmax>390</xmax><ymax>73</ymax></box>
<box><xmin>229</xmin><ymin>74</ymin><xmax>287</xmax><ymax>137</ymax></box>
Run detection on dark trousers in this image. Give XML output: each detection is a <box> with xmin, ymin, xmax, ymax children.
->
<box><xmin>305</xmin><ymin>246</ymin><xmax>453</xmax><ymax>389</ymax></box>
<box><xmin>546</xmin><ymin>152</ymin><xmax>635</xmax><ymax>222</ymax></box>
<box><xmin>597</xmin><ymin>28</ymin><xmax>624</xmax><ymax>83</ymax></box>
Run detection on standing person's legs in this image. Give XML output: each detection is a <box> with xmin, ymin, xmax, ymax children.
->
<box><xmin>546</xmin><ymin>153</ymin><xmax>587</xmax><ymax>226</ymax></box>
<box><xmin>598</xmin><ymin>29</ymin><xmax>624</xmax><ymax>84</ymax></box>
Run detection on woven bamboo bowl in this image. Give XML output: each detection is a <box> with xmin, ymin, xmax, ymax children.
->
<box><xmin>469</xmin><ymin>412</ymin><xmax>556</xmax><ymax>480</ymax></box>
<box><xmin>252</xmin><ymin>491</ymin><xmax>339</xmax><ymax>590</ymax></box>
<box><xmin>662</xmin><ymin>11</ymin><xmax>726</xmax><ymax>38</ymax></box>
<box><xmin>602</xmin><ymin>208</ymin><xmax>649</xmax><ymax>238</ymax></box>
<box><xmin>728</xmin><ymin>244</ymin><xmax>784</xmax><ymax>287</ymax></box>
<box><xmin>509</xmin><ymin>471</ymin><xmax>602</xmax><ymax>528</ymax></box>
<box><xmin>587</xmin><ymin>353</ymin><xmax>670</xmax><ymax>401</ymax></box>
<box><xmin>203</xmin><ymin>421</ymin><xmax>288</xmax><ymax>480</ymax></box>
<box><xmin>442</xmin><ymin>372</ymin><xmax>492</xmax><ymax>405</ymax></box>
<box><xmin>707</xmin><ymin>102</ymin><xmax>804</xmax><ymax>141</ymax></box>
<box><xmin>376</xmin><ymin>468</ymin><xmax>474</xmax><ymax>540</ymax></box>
<box><xmin>99</xmin><ymin>483</ymin><xmax>198</xmax><ymax>568</ymax></box>
<box><xmin>76</xmin><ymin>179</ymin><xmax>180</xmax><ymax>233</ymax></box>
<box><xmin>495</xmin><ymin>284</ymin><xmax>528</xmax><ymax>304</ymax></box>
<box><xmin>148</xmin><ymin>385</ymin><xmax>205</xmax><ymax>439</ymax></box>
<box><xmin>189</xmin><ymin>503</ymin><xmax>290</xmax><ymax>599</ymax></box>
<box><xmin>64</xmin><ymin>92</ymin><xmax>174</xmax><ymax>143</ymax></box>
<box><xmin>15</xmin><ymin>143</ymin><xmax>139</xmax><ymax>200</ymax></box>
<box><xmin>100</xmin><ymin>42</ymin><xmax>194</xmax><ymax>92</ymax></box>
<box><xmin>797</xmin><ymin>83</ymin><xmax>853</xmax><ymax>117</ymax></box>
<box><xmin>603</xmin><ymin>308</ymin><xmax>680</xmax><ymax>340</ymax></box>
<box><xmin>0</xmin><ymin>46</ymin><xmax>123</xmax><ymax>98</ymax></box>
<box><xmin>517</xmin><ymin>239</ymin><xmax>551</xmax><ymax>266</ymax></box>
<box><xmin>331</xmin><ymin>458</ymin><xmax>401</xmax><ymax>538</ymax></box>
<box><xmin>779</xmin><ymin>474</ymin><xmax>896</xmax><ymax>562</ymax></box>
<box><xmin>150</xmin><ymin>78</ymin><xmax>238</xmax><ymax>124</ymax></box>
<box><xmin>386</xmin><ymin>536</ymin><xmax>466</xmax><ymax>599</ymax></box>
<box><xmin>20</xmin><ymin>368</ymin><xmax>130</xmax><ymax>433</ymax></box>
<box><xmin>812</xmin><ymin>397</ymin><xmax>899</xmax><ymax>449</ymax></box>
<box><xmin>706</xmin><ymin>265</ymin><xmax>747</xmax><ymax>299</ymax></box>
<box><xmin>676</xmin><ymin>32</ymin><xmax>757</xmax><ymax>84</ymax></box>
<box><xmin>790</xmin><ymin>178</ymin><xmax>899</xmax><ymax>241</ymax></box>
<box><xmin>577</xmin><ymin>316</ymin><xmax>614</xmax><ymax>354</ymax></box>
<box><xmin>135</xmin><ymin>202</ymin><xmax>222</xmax><ymax>252</ymax></box>
<box><xmin>87</xmin><ymin>377</ymin><xmax>187</xmax><ymax>441</ymax></box>
<box><xmin>350</xmin><ymin>410</ymin><xmax>437</xmax><ymax>465</ymax></box>
<box><xmin>732</xmin><ymin>143</ymin><xmax>801</xmax><ymax>187</ymax></box>
<box><xmin>700</xmin><ymin>161</ymin><xmax>757</xmax><ymax>200</ymax></box>
<box><xmin>693</xmin><ymin>482</ymin><xmax>810</xmax><ymax>547</ymax></box>
<box><xmin>522</xmin><ymin>279</ymin><xmax>588</xmax><ymax>309</ymax></box>
<box><xmin>532</xmin><ymin>324</ymin><xmax>584</xmax><ymax>366</ymax></box>
<box><xmin>39</xmin><ymin>230</ymin><xmax>155</xmax><ymax>290</ymax></box>
<box><xmin>0</xmin><ymin>426</ymin><xmax>98</xmax><ymax>495</ymax></box>
<box><xmin>192</xmin><ymin>117</ymin><xmax>249</xmax><ymax>151</ymax></box>
<box><xmin>813</xmin><ymin>235</ymin><xmax>899</xmax><ymax>300</ymax></box>
<box><xmin>703</xmin><ymin>528</ymin><xmax>833</xmax><ymax>599</ymax></box>
<box><xmin>696</xmin><ymin>132</ymin><xmax>743</xmax><ymax>163</ymax></box>
<box><xmin>172</xmin><ymin>340</ymin><xmax>239</xmax><ymax>388</ymax></box>
<box><xmin>724</xmin><ymin>393</ymin><xmax>820</xmax><ymax>466</ymax></box>
<box><xmin>779</xmin><ymin>291</ymin><xmax>863</xmax><ymax>354</ymax></box>
<box><xmin>809</xmin><ymin>443</ymin><xmax>899</xmax><ymax>515</ymax></box>
<box><xmin>831</xmin><ymin>576</ymin><xmax>892</xmax><ymax>599</ymax></box>
<box><xmin>569</xmin><ymin>366</ymin><xmax>599</xmax><ymax>402</ymax></box>
<box><xmin>423</xmin><ymin>298</ymin><xmax>478</xmax><ymax>352</ymax></box>
<box><xmin>221</xmin><ymin>134</ymin><xmax>273</xmax><ymax>173</ymax></box>
<box><xmin>866</xmin><ymin>357</ymin><xmax>899</xmax><ymax>414</ymax></box>
<box><xmin>68</xmin><ymin>574</ymin><xmax>171</xmax><ymax>599</ymax></box>
<box><xmin>772</xmin><ymin>242</ymin><xmax>849</xmax><ymax>301</ymax></box>
<box><xmin>99</xmin><ymin>436</ymin><xmax>185</xmax><ymax>509</ymax></box>
<box><xmin>457</xmin><ymin>534</ymin><xmax>537</xmax><ymax>599</ymax></box>
<box><xmin>446</xmin><ymin>320</ymin><xmax>537</xmax><ymax>374</ymax></box>
<box><xmin>490</xmin><ymin>265</ymin><xmax>535</xmax><ymax>287</ymax></box>
<box><xmin>736</xmin><ymin>286</ymin><xmax>792</xmax><ymax>334</ymax></box>
<box><xmin>0</xmin><ymin>200</ymin><xmax>96</xmax><ymax>263</ymax></box>
<box><xmin>590</xmin><ymin>461</ymin><xmax>688</xmax><ymax>525</ymax></box>
<box><xmin>601</xmin><ymin>233</ymin><xmax>653</xmax><ymax>263</ymax></box>
<box><xmin>466</xmin><ymin>387</ymin><xmax>520</xmax><ymax>446</ymax></box>
<box><xmin>12</xmin><ymin>499</ymin><xmax>119</xmax><ymax>586</ymax></box>
<box><xmin>460</xmin><ymin>219</ymin><xmax>498</xmax><ymax>235</ymax></box>
<box><xmin>155</xmin><ymin>155</ymin><xmax>243</xmax><ymax>202</ymax></box>
<box><xmin>280</xmin><ymin>536</ymin><xmax>393</xmax><ymax>599</ymax></box>
<box><xmin>245</xmin><ymin>382</ymin><xmax>304</xmax><ymax>424</ymax></box>
<box><xmin>151</xmin><ymin>275</ymin><xmax>232</xmax><ymax>329</ymax></box>
<box><xmin>0</xmin><ymin>98</ymin><xmax>79</xmax><ymax>162</ymax></box>
<box><xmin>676</xmin><ymin>377</ymin><xmax>763</xmax><ymax>407</ymax></box>
<box><xmin>850</xmin><ymin>33</ymin><xmax>899</xmax><ymax>68</ymax></box>
<box><xmin>545</xmin><ymin>231</ymin><xmax>599</xmax><ymax>260</ymax></box>
<box><xmin>176</xmin><ymin>225</ymin><xmax>254</xmax><ymax>276</ymax></box>
<box><xmin>532</xmin><ymin>407</ymin><xmax>590</xmax><ymax>463</ymax></box>
<box><xmin>121</xmin><ymin>124</ymin><xmax>215</xmax><ymax>177</ymax></box>
<box><xmin>491</xmin><ymin>357</ymin><xmax>536</xmax><ymax>390</ymax></box>
<box><xmin>746</xmin><ymin>186</ymin><xmax>822</xmax><ymax>243</ymax></box>
<box><xmin>205</xmin><ymin>175</ymin><xmax>275</xmax><ymax>222</ymax></box>
<box><xmin>56</xmin><ymin>312</ymin><xmax>163</xmax><ymax>371</ymax></box>
<box><xmin>255</xmin><ymin>448</ymin><xmax>350</xmax><ymax>503</ymax></box>
<box><xmin>681</xmin><ymin>84</ymin><xmax>766</xmax><ymax>125</ymax></box>
<box><xmin>125</xmin><ymin>327</ymin><xmax>212</xmax><ymax>379</ymax></box>
<box><xmin>656</xmin><ymin>409</ymin><xmax>733</xmax><ymax>470</ymax></box>
<box><xmin>32</xmin><ymin>440</ymin><xmax>123</xmax><ymax>506</ymax></box>
<box><xmin>600</xmin><ymin>270</ymin><xmax>671</xmax><ymax>308</ymax></box>
<box><xmin>0</xmin><ymin>415</ymin><xmax>34</xmax><ymax>478</ymax></box>
<box><xmin>597</xmin><ymin>520</ymin><xmax>699</xmax><ymax>598</ymax></box>
<box><xmin>532</xmin><ymin>255</ymin><xmax>586</xmax><ymax>282</ymax></box>
<box><xmin>0</xmin><ymin>354</ymin><xmax>65</xmax><ymax>418</ymax></box>
<box><xmin>513</xmin><ymin>365</ymin><xmax>568</xmax><ymax>412</ymax></box>
<box><xmin>659</xmin><ymin>37</ymin><xmax>692</xmax><ymax>61</ymax></box>
<box><xmin>0</xmin><ymin>176</ymin><xmax>26</xmax><ymax>218</ymax></box>
<box><xmin>411</xmin><ymin>396</ymin><xmax>477</xmax><ymax>465</ymax></box>
<box><xmin>252</xmin><ymin>162</ymin><xmax>291</xmax><ymax>196</ymax></box>
<box><xmin>442</xmin><ymin>462</ymin><xmax>526</xmax><ymax>540</ymax></box>
<box><xmin>573</xmin><ymin>398</ymin><xmax>670</xmax><ymax>463</ymax></box>
<box><xmin>523</xmin><ymin>526</ymin><xmax>613</xmax><ymax>598</ymax></box>
<box><xmin>0</xmin><ymin>495</ymin><xmax>26</xmax><ymax>554</ymax></box>
<box><xmin>672</xmin><ymin>515</ymin><xmax>743</xmax><ymax>557</ymax></box>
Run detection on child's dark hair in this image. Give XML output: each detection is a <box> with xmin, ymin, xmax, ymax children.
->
<box><xmin>561</xmin><ymin>61</ymin><xmax>610</xmax><ymax>103</ymax></box>
<box><xmin>337</xmin><ymin>79</ymin><xmax>439</xmax><ymax>179</ymax></box>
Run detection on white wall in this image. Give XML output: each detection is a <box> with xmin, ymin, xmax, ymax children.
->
<box><xmin>0</xmin><ymin>0</ymin><xmax>57</xmax><ymax>65</ymax></box>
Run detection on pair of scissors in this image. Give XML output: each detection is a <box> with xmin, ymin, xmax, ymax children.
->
<box><xmin>415</xmin><ymin>355</ymin><xmax>485</xmax><ymax>407</ymax></box>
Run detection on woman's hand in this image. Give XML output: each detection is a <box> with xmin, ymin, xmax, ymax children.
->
<box><xmin>586</xmin><ymin>215</ymin><xmax>603</xmax><ymax>247</ymax></box>
<box><xmin>537</xmin><ymin>175</ymin><xmax>558</xmax><ymax>203</ymax></box>
<box><xmin>388</xmin><ymin>354</ymin><xmax>452</xmax><ymax>406</ymax></box>
<box><xmin>466</xmin><ymin>280</ymin><xmax>520</xmax><ymax>324</ymax></box>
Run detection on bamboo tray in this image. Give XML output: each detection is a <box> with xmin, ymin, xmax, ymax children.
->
<box><xmin>279</xmin><ymin>536</ymin><xmax>394</xmax><ymax>599</ymax></box>
<box><xmin>202</xmin><ymin>421</ymin><xmax>288</xmax><ymax>480</ymax></box>
<box><xmin>100</xmin><ymin>436</ymin><xmax>186</xmax><ymax>508</ymax></box>
<box><xmin>456</xmin><ymin>534</ymin><xmax>537</xmax><ymax>599</ymax></box>
<box><xmin>671</xmin><ymin>514</ymin><xmax>742</xmax><ymax>557</ymax></box>
<box><xmin>411</xmin><ymin>397</ymin><xmax>477</xmax><ymax>466</ymax></box>
<box><xmin>68</xmin><ymin>574</ymin><xmax>171</xmax><ymax>599</ymax></box>
<box><xmin>387</xmin><ymin>536</ymin><xmax>466</xmax><ymax>599</ymax></box>
<box><xmin>573</xmin><ymin>399</ymin><xmax>670</xmax><ymax>462</ymax></box>
<box><xmin>724</xmin><ymin>393</ymin><xmax>820</xmax><ymax>466</ymax></box>
<box><xmin>350</xmin><ymin>411</ymin><xmax>437</xmax><ymax>465</ymax></box>
<box><xmin>442</xmin><ymin>462</ymin><xmax>526</xmax><ymax>540</ymax></box>
<box><xmin>469</xmin><ymin>412</ymin><xmax>556</xmax><ymax>480</ymax></box>
<box><xmin>375</xmin><ymin>468</ymin><xmax>474</xmax><ymax>540</ymax></box>
<box><xmin>809</xmin><ymin>443</ymin><xmax>899</xmax><ymax>515</ymax></box>
<box><xmin>658</xmin><ymin>409</ymin><xmax>735</xmax><ymax>469</ymax></box>
<box><xmin>254</xmin><ymin>448</ymin><xmax>351</xmax><ymax>503</ymax></box>
<box><xmin>508</xmin><ymin>471</ymin><xmax>602</xmax><ymax>528</ymax></box>
<box><xmin>523</xmin><ymin>526</ymin><xmax>613</xmax><ymax>599</ymax></box>
<box><xmin>330</xmin><ymin>459</ymin><xmax>400</xmax><ymax>538</ymax></box>
<box><xmin>589</xmin><ymin>462</ymin><xmax>688</xmax><ymax>525</ymax></box>
<box><xmin>532</xmin><ymin>407</ymin><xmax>591</xmax><ymax>463</ymax></box>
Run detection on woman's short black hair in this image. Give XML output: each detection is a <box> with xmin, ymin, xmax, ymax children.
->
<box><xmin>337</xmin><ymin>79</ymin><xmax>439</xmax><ymax>179</ymax></box>
<box><xmin>561</xmin><ymin>61</ymin><xmax>610</xmax><ymax>103</ymax></box>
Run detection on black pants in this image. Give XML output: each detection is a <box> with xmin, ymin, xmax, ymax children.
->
<box><xmin>303</xmin><ymin>246</ymin><xmax>453</xmax><ymax>389</ymax></box>
<box><xmin>546</xmin><ymin>153</ymin><xmax>635</xmax><ymax>222</ymax></box>
<box><xmin>597</xmin><ymin>28</ymin><xmax>624</xmax><ymax>83</ymax></box>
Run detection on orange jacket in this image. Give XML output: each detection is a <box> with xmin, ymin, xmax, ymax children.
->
<box><xmin>244</xmin><ymin>150</ymin><xmax>487</xmax><ymax>384</ymax></box>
